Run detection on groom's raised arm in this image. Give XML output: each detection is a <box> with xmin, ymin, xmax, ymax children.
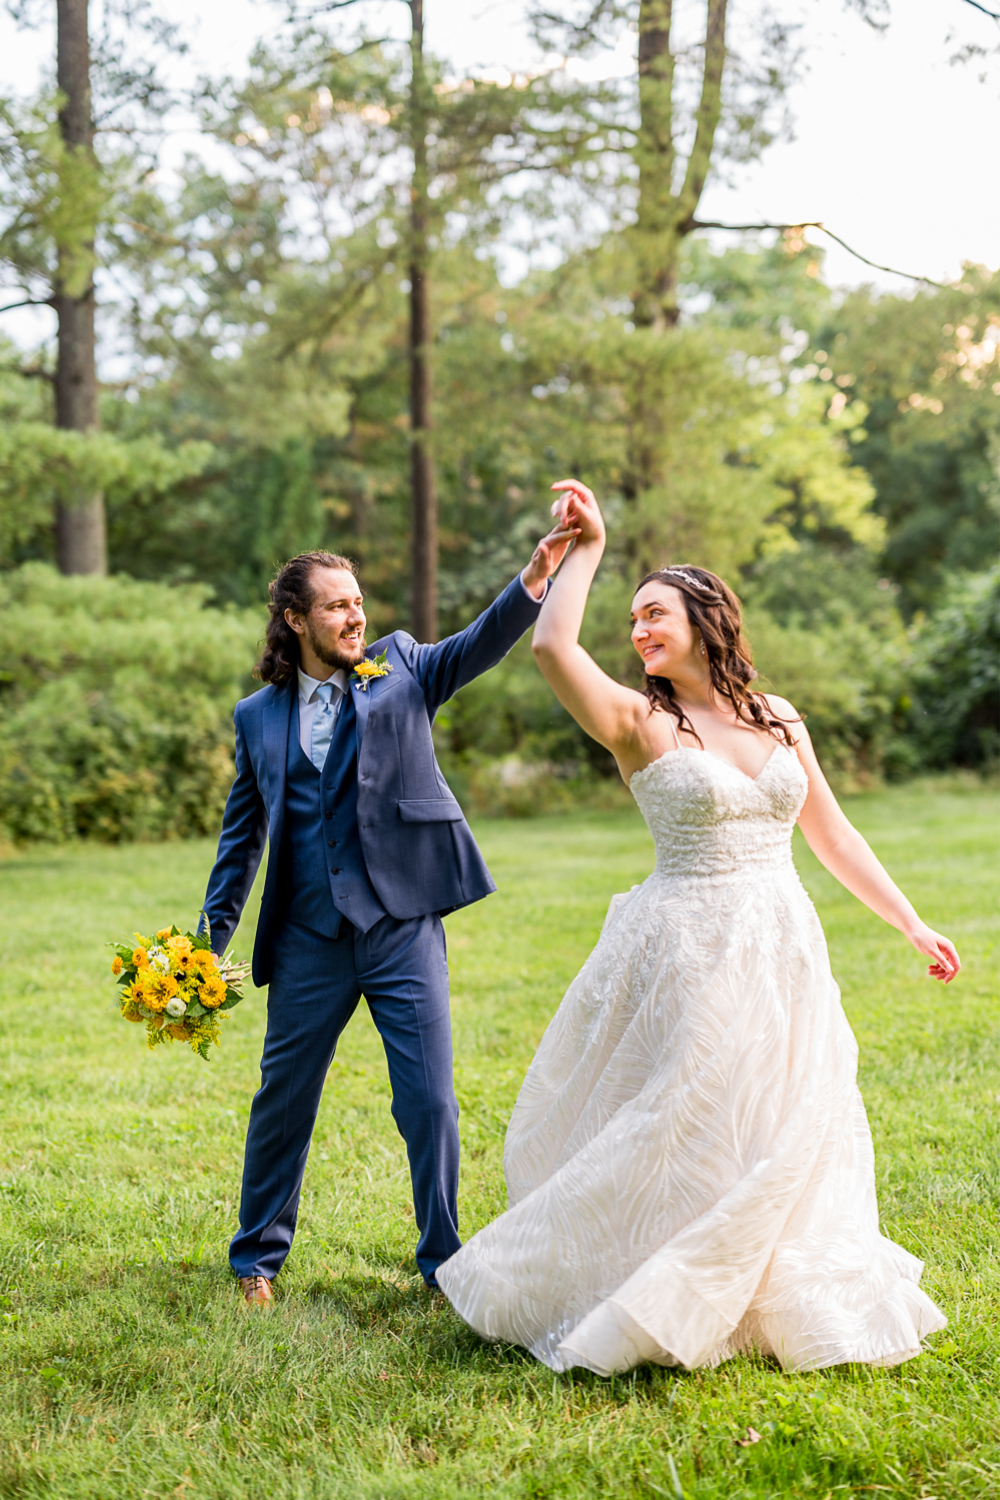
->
<box><xmin>402</xmin><ymin>516</ymin><xmax>578</xmax><ymax>712</ymax></box>
<box><xmin>401</xmin><ymin>574</ymin><xmax>545</xmax><ymax>715</ymax></box>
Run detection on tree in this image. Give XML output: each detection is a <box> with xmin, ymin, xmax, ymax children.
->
<box><xmin>531</xmin><ymin>1</ymin><xmax>799</xmax><ymax>329</ymax></box>
<box><xmin>53</xmin><ymin>0</ymin><xmax>103</xmax><ymax>573</ymax></box>
<box><xmin>811</xmin><ymin>269</ymin><xmax>1000</xmax><ymax>614</ymax></box>
<box><xmin>0</xmin><ymin>0</ymin><xmax>190</xmax><ymax>573</ymax></box>
<box><xmin>197</xmin><ymin>1</ymin><xmax>607</xmax><ymax>637</ymax></box>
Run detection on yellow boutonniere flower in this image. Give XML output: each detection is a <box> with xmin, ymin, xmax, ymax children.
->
<box><xmin>352</xmin><ymin>649</ymin><xmax>393</xmax><ymax>691</ymax></box>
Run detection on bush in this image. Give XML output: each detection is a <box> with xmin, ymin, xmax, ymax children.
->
<box><xmin>0</xmin><ymin>565</ymin><xmax>262</xmax><ymax>843</ymax></box>
<box><xmin>907</xmin><ymin>565</ymin><xmax>1000</xmax><ymax>769</ymax></box>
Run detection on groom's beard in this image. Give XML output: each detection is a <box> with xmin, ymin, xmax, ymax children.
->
<box><xmin>304</xmin><ymin>620</ymin><xmax>366</xmax><ymax>673</ymax></box>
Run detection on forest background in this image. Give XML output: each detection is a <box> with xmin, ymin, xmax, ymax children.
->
<box><xmin>0</xmin><ymin>0</ymin><xmax>997</xmax><ymax>846</ymax></box>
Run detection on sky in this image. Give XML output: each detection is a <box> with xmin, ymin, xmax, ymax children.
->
<box><xmin>1</xmin><ymin>0</ymin><xmax>997</xmax><ymax>347</ymax></box>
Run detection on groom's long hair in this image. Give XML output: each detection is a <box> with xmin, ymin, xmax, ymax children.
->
<box><xmin>256</xmin><ymin>551</ymin><xmax>357</xmax><ymax>686</ymax></box>
<box><xmin>637</xmin><ymin>565</ymin><xmax>798</xmax><ymax>748</ymax></box>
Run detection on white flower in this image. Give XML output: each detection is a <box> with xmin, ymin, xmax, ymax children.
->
<box><xmin>165</xmin><ymin>996</ymin><xmax>187</xmax><ymax>1019</ymax></box>
<box><xmin>149</xmin><ymin>947</ymin><xmax>171</xmax><ymax>975</ymax></box>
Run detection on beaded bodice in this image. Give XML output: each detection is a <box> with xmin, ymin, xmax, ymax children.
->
<box><xmin>629</xmin><ymin>746</ymin><xmax>808</xmax><ymax>879</ymax></box>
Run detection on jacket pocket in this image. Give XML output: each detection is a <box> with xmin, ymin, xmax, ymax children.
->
<box><xmin>397</xmin><ymin>798</ymin><xmax>464</xmax><ymax>823</ymax></box>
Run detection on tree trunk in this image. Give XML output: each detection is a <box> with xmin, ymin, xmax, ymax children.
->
<box><xmin>408</xmin><ymin>0</ymin><xmax>437</xmax><ymax>642</ymax></box>
<box><xmin>54</xmin><ymin>0</ymin><xmax>106</xmax><ymax>575</ymax></box>
<box><xmin>633</xmin><ymin>0</ymin><xmax>728</xmax><ymax>330</ymax></box>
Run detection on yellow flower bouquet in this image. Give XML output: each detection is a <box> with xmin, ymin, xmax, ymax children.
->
<box><xmin>109</xmin><ymin>920</ymin><xmax>250</xmax><ymax>1060</ymax></box>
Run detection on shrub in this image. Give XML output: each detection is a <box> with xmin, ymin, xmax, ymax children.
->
<box><xmin>907</xmin><ymin>565</ymin><xmax>1000</xmax><ymax>769</ymax></box>
<box><xmin>0</xmin><ymin>565</ymin><xmax>262</xmax><ymax>843</ymax></box>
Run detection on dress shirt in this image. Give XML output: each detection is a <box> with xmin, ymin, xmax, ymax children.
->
<box><xmin>296</xmin><ymin>666</ymin><xmax>350</xmax><ymax>760</ymax></box>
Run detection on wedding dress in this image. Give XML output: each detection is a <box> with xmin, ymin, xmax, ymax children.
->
<box><xmin>436</xmin><ymin>741</ymin><xmax>946</xmax><ymax>1374</ymax></box>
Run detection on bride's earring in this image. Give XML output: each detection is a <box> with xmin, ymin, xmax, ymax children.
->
<box><xmin>699</xmin><ymin>638</ymin><xmax>706</xmax><ymax>657</ymax></box>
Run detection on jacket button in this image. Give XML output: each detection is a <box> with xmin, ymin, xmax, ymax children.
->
<box><xmin>325</xmin><ymin>808</ymin><xmax>333</xmax><ymax>819</ymax></box>
<box><xmin>331</xmin><ymin>867</ymin><xmax>341</xmax><ymax>875</ymax></box>
<box><xmin>328</xmin><ymin>838</ymin><xmax>337</xmax><ymax>848</ymax></box>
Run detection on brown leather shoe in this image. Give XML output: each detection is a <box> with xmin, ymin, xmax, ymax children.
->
<box><xmin>239</xmin><ymin>1274</ymin><xmax>274</xmax><ymax>1308</ymax></box>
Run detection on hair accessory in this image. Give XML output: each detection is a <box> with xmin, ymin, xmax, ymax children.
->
<box><xmin>660</xmin><ymin>566</ymin><xmax>712</xmax><ymax>592</ymax></box>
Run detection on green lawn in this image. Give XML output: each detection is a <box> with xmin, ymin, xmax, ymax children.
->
<box><xmin>0</xmin><ymin>782</ymin><xmax>997</xmax><ymax>1499</ymax></box>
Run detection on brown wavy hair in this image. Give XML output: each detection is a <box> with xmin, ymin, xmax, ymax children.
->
<box><xmin>635</xmin><ymin>565</ymin><xmax>797</xmax><ymax>747</ymax></box>
<box><xmin>255</xmin><ymin>551</ymin><xmax>357</xmax><ymax>686</ymax></box>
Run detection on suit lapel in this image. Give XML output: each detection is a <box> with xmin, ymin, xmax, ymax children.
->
<box><xmin>263</xmin><ymin>681</ymin><xmax>294</xmax><ymax>833</ymax></box>
<box><xmin>351</xmin><ymin>656</ymin><xmax>400</xmax><ymax>759</ymax></box>
<box><xmin>352</xmin><ymin>671</ymin><xmax>371</xmax><ymax>759</ymax></box>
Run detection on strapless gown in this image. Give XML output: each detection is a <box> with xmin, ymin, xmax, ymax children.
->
<box><xmin>436</xmin><ymin>746</ymin><xmax>946</xmax><ymax>1374</ymax></box>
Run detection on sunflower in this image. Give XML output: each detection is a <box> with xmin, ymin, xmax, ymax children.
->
<box><xmin>145</xmin><ymin>973</ymin><xmax>179</xmax><ymax>1012</ymax></box>
<box><xmin>198</xmin><ymin>975</ymin><xmax>228</xmax><ymax>1010</ymax></box>
<box><xmin>173</xmin><ymin>949</ymin><xmax>197</xmax><ymax>977</ymax></box>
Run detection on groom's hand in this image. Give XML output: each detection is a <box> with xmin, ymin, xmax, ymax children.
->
<box><xmin>520</xmin><ymin>519</ymin><xmax>581</xmax><ymax>600</ymax></box>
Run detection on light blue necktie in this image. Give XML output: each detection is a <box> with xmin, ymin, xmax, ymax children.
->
<box><xmin>309</xmin><ymin>681</ymin><xmax>340</xmax><ymax>772</ymax></box>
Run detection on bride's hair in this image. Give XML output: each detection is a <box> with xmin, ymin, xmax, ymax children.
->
<box><xmin>635</xmin><ymin>565</ymin><xmax>797</xmax><ymax>747</ymax></box>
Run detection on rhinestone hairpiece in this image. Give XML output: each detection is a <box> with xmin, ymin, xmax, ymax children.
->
<box><xmin>660</xmin><ymin>566</ymin><xmax>712</xmax><ymax>592</ymax></box>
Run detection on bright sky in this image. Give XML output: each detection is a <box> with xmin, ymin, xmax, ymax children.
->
<box><xmin>1</xmin><ymin>0</ymin><xmax>997</xmax><ymax>340</ymax></box>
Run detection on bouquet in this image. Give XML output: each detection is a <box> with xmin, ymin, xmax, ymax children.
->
<box><xmin>109</xmin><ymin>920</ymin><xmax>250</xmax><ymax>1060</ymax></box>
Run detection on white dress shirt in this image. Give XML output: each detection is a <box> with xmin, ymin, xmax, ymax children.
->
<box><xmin>296</xmin><ymin>666</ymin><xmax>350</xmax><ymax>760</ymax></box>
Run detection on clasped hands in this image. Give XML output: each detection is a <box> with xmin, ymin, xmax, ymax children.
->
<box><xmin>520</xmin><ymin>479</ymin><xmax>605</xmax><ymax>599</ymax></box>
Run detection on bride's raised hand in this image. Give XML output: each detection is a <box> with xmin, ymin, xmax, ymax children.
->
<box><xmin>550</xmin><ymin>479</ymin><xmax>605</xmax><ymax>547</ymax></box>
<box><xmin>520</xmin><ymin>517</ymin><xmax>582</xmax><ymax>595</ymax></box>
<box><xmin>907</xmin><ymin>922</ymin><xmax>961</xmax><ymax>983</ymax></box>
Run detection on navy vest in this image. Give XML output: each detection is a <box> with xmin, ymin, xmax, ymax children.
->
<box><xmin>282</xmin><ymin>692</ymin><xmax>387</xmax><ymax>938</ymax></box>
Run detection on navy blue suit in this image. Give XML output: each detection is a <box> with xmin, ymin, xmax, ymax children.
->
<box><xmin>200</xmin><ymin>575</ymin><xmax>544</xmax><ymax>1283</ymax></box>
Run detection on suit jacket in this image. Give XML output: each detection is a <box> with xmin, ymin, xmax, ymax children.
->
<box><xmin>201</xmin><ymin>574</ymin><xmax>544</xmax><ymax>986</ymax></box>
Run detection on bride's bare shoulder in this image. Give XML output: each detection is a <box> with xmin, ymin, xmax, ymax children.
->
<box><xmin>760</xmin><ymin>692</ymin><xmax>807</xmax><ymax>744</ymax></box>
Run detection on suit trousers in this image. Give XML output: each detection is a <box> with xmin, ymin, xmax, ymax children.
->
<box><xmin>229</xmin><ymin>914</ymin><xmax>460</xmax><ymax>1285</ymax></box>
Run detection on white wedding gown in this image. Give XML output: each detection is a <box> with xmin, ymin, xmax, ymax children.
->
<box><xmin>436</xmin><ymin>743</ymin><xmax>946</xmax><ymax>1374</ymax></box>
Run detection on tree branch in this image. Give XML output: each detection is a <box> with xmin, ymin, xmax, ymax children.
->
<box><xmin>677</xmin><ymin>0</ymin><xmax>728</xmax><ymax>220</ymax></box>
<box><xmin>961</xmin><ymin>0</ymin><xmax>1000</xmax><ymax>21</ymax></box>
<box><xmin>688</xmin><ymin>220</ymin><xmax>955</xmax><ymax>290</ymax></box>
<box><xmin>0</xmin><ymin>296</ymin><xmax>55</xmax><ymax>314</ymax></box>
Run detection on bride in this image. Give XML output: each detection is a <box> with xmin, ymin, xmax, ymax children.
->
<box><xmin>436</xmin><ymin>479</ymin><xmax>959</xmax><ymax>1376</ymax></box>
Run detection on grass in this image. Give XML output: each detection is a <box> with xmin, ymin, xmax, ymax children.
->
<box><xmin>0</xmin><ymin>780</ymin><xmax>997</xmax><ymax>1499</ymax></box>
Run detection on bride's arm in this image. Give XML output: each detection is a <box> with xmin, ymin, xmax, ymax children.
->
<box><xmin>532</xmin><ymin>480</ymin><xmax>649</xmax><ymax>772</ymax></box>
<box><xmin>768</xmin><ymin>694</ymin><xmax>961</xmax><ymax>983</ymax></box>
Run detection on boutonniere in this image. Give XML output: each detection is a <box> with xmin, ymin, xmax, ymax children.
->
<box><xmin>352</xmin><ymin>648</ymin><xmax>393</xmax><ymax>691</ymax></box>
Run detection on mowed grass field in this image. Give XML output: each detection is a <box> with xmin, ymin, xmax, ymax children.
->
<box><xmin>0</xmin><ymin>782</ymin><xmax>997</xmax><ymax>1500</ymax></box>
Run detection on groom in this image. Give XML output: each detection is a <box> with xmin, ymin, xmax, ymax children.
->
<box><xmin>200</xmin><ymin>527</ymin><xmax>573</xmax><ymax>1304</ymax></box>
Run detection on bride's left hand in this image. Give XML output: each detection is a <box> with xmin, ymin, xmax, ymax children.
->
<box><xmin>906</xmin><ymin>923</ymin><xmax>961</xmax><ymax>983</ymax></box>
